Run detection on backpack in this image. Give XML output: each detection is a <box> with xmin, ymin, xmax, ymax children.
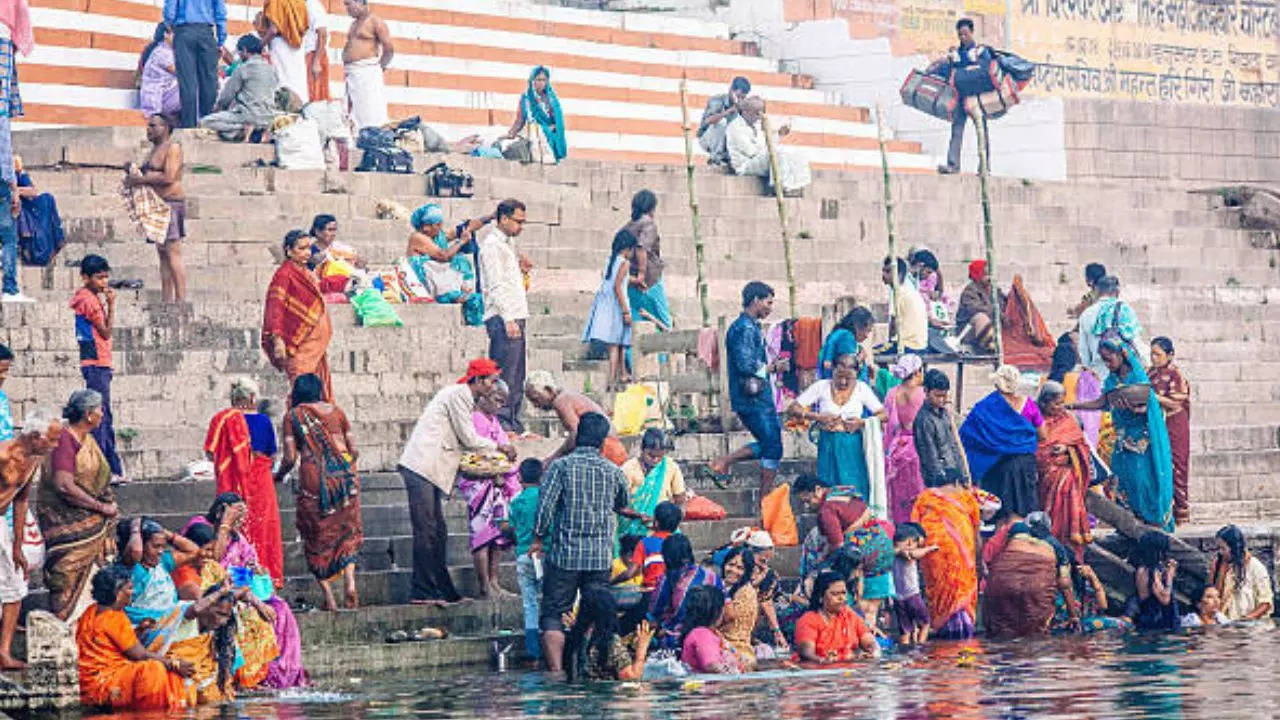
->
<box><xmin>17</xmin><ymin>197</ymin><xmax>65</xmax><ymax>266</ymax></box>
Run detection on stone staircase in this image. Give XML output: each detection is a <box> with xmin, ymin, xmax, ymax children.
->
<box><xmin>3</xmin><ymin>126</ymin><xmax>1278</xmax><ymax>528</ymax></box>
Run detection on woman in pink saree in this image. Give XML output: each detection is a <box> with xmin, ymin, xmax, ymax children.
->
<box><xmin>456</xmin><ymin>382</ymin><xmax>521</xmax><ymax>599</ymax></box>
<box><xmin>183</xmin><ymin>495</ymin><xmax>308</xmax><ymax>689</ymax></box>
<box><xmin>884</xmin><ymin>355</ymin><xmax>926</xmax><ymax>526</ymax></box>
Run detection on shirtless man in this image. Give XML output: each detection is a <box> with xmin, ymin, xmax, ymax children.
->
<box><xmin>525</xmin><ymin>370</ymin><xmax>628</xmax><ymax>466</ymax></box>
<box><xmin>0</xmin><ymin>408</ymin><xmax>62</xmax><ymax>669</ymax></box>
<box><xmin>342</xmin><ymin>0</ymin><xmax>394</xmax><ymax>130</ymax></box>
<box><xmin>124</xmin><ymin>114</ymin><xmax>186</xmax><ymax>302</ymax></box>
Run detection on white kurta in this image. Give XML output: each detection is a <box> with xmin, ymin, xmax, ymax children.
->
<box><xmin>269</xmin><ymin>36</ymin><xmax>309</xmax><ymax>105</ymax></box>
<box><xmin>725</xmin><ymin>115</ymin><xmax>812</xmax><ymax>193</ymax></box>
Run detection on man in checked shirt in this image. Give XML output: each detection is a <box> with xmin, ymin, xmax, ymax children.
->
<box><xmin>530</xmin><ymin>412</ymin><xmax>649</xmax><ymax>674</ymax></box>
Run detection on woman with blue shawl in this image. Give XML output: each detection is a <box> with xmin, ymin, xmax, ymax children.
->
<box><xmin>503</xmin><ymin>66</ymin><xmax>567</xmax><ymax>164</ymax></box>
<box><xmin>406</xmin><ymin>203</ymin><xmax>486</xmax><ymax>325</ymax></box>
<box><xmin>1068</xmin><ymin>338</ymin><xmax>1174</xmax><ymax>531</ymax></box>
<box><xmin>959</xmin><ymin>365</ymin><xmax>1042</xmax><ymax>518</ymax></box>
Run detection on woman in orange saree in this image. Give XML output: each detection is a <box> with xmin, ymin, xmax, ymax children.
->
<box><xmin>76</xmin><ymin>563</ymin><xmax>189</xmax><ymax>711</ymax></box>
<box><xmin>275</xmin><ymin>373</ymin><xmax>363</xmax><ymax>611</ymax></box>
<box><xmin>203</xmin><ymin>377</ymin><xmax>284</xmax><ymax>584</ymax></box>
<box><xmin>1034</xmin><ymin>382</ymin><xmax>1092</xmax><ymax>563</ymax></box>
<box><xmin>262</xmin><ymin>230</ymin><xmax>333</xmax><ymax>402</ymax></box>
<box><xmin>910</xmin><ymin>478</ymin><xmax>981</xmax><ymax>639</ymax></box>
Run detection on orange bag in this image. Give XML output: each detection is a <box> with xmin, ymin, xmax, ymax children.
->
<box><xmin>682</xmin><ymin>494</ymin><xmax>727</xmax><ymax>521</ymax></box>
<box><xmin>761</xmin><ymin>484</ymin><xmax>799</xmax><ymax>546</ymax></box>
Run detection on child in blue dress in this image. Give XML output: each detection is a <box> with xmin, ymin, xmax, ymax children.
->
<box><xmin>582</xmin><ymin>229</ymin><xmax>638</xmax><ymax>390</ymax></box>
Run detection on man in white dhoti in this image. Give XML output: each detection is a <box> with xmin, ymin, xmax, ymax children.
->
<box><xmin>726</xmin><ymin>96</ymin><xmax>812</xmax><ymax>196</ymax></box>
<box><xmin>342</xmin><ymin>0</ymin><xmax>394</xmax><ymax>130</ymax></box>
<box><xmin>261</xmin><ymin>0</ymin><xmax>311</xmax><ymax>105</ymax></box>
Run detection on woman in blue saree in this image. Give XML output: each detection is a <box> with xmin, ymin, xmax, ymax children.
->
<box><xmin>115</xmin><ymin>518</ymin><xmax>204</xmax><ymax>651</ymax></box>
<box><xmin>503</xmin><ymin>66</ymin><xmax>567</xmax><ymax>163</ymax></box>
<box><xmin>817</xmin><ymin>307</ymin><xmax>875</xmax><ymax>381</ymax></box>
<box><xmin>1068</xmin><ymin>338</ymin><xmax>1174</xmax><ymax>531</ymax></box>
<box><xmin>959</xmin><ymin>369</ymin><xmax>1041</xmax><ymax>518</ymax></box>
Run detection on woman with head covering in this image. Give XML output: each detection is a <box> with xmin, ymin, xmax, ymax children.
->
<box><xmin>202</xmin><ymin>377</ymin><xmax>283</xmax><ymax>585</ymax></box>
<box><xmin>274</xmin><ymin>373</ymin><xmax>363</xmax><ymax>610</ymax></box>
<box><xmin>909</xmin><ymin>466</ymin><xmax>983</xmax><ymax>639</ymax></box>
<box><xmin>1068</xmin><ymin>338</ymin><xmax>1174</xmax><ymax>530</ymax></box>
<box><xmin>456</xmin><ymin>381</ymin><xmax>522</xmax><ymax>599</ymax></box>
<box><xmin>982</xmin><ymin>521</ymin><xmax>1059</xmax><ymax>638</ymax></box>
<box><xmin>502</xmin><ymin>65</ymin><xmax>566</xmax><ymax>163</ymax></box>
<box><xmin>406</xmin><ymin>204</ymin><xmax>489</xmax><ymax>316</ymax></box>
<box><xmin>955</xmin><ymin>259</ymin><xmax>1004</xmax><ymax>352</ymax></box>
<box><xmin>38</xmin><ymin>389</ymin><xmax>118</xmax><ymax>622</ymax></box>
<box><xmin>959</xmin><ymin>365</ymin><xmax>1043</xmax><ymax>519</ymax></box>
<box><xmin>1034</xmin><ymin>381</ymin><xmax>1092</xmax><ymax>562</ymax></box>
<box><xmin>138</xmin><ymin>24</ymin><xmax>180</xmax><ymax>119</ymax></box>
<box><xmin>1210</xmin><ymin>525</ymin><xmax>1273</xmax><ymax>621</ymax></box>
<box><xmin>262</xmin><ymin>230</ymin><xmax>333</xmax><ymax>402</ymax></box>
<box><xmin>883</xmin><ymin>354</ymin><xmax>926</xmax><ymax>526</ymax></box>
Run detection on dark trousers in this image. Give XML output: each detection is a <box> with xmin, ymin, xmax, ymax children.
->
<box><xmin>485</xmin><ymin>316</ymin><xmax>526</xmax><ymax>434</ymax></box>
<box><xmin>172</xmin><ymin>24</ymin><xmax>219</xmax><ymax>128</ymax></box>
<box><xmin>81</xmin><ymin>366</ymin><xmax>123</xmax><ymax>476</ymax></box>
<box><xmin>946</xmin><ymin>107</ymin><xmax>990</xmax><ymax>171</ymax></box>
<box><xmin>400</xmin><ymin>466</ymin><xmax>461</xmax><ymax>602</ymax></box>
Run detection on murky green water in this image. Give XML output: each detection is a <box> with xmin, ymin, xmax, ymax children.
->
<box><xmin>68</xmin><ymin>622</ymin><xmax>1280</xmax><ymax>720</ymax></box>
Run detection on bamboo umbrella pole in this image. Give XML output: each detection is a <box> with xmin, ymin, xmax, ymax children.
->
<box><xmin>761</xmin><ymin>113</ymin><xmax>797</xmax><ymax>317</ymax></box>
<box><xmin>875</xmin><ymin>104</ymin><xmax>900</xmax><ymax>339</ymax></box>
<box><xmin>679</xmin><ymin>75</ymin><xmax>711</xmax><ymax>328</ymax></box>
<box><xmin>972</xmin><ymin>103</ymin><xmax>1004</xmax><ymax>363</ymax></box>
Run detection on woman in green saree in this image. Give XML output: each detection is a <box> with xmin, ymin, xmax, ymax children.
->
<box><xmin>618</xmin><ymin>429</ymin><xmax>686</xmax><ymax>539</ymax></box>
<box><xmin>503</xmin><ymin>65</ymin><xmax>567</xmax><ymax>163</ymax></box>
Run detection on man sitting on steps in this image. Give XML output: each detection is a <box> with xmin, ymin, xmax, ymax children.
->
<box><xmin>199</xmin><ymin>35</ymin><xmax>278</xmax><ymax>142</ymax></box>
<box><xmin>726</xmin><ymin>96</ymin><xmax>812</xmax><ymax>196</ymax></box>
<box><xmin>698</xmin><ymin>75</ymin><xmax>750</xmax><ymax>166</ymax></box>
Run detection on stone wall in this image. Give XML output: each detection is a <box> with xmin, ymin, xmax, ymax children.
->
<box><xmin>1064</xmin><ymin>99</ymin><xmax>1280</xmax><ymax>185</ymax></box>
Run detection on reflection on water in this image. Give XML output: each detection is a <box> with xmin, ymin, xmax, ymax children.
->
<box><xmin>68</xmin><ymin>622</ymin><xmax>1280</xmax><ymax>720</ymax></box>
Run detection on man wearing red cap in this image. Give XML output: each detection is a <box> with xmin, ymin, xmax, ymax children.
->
<box><xmin>397</xmin><ymin>358</ymin><xmax>516</xmax><ymax>604</ymax></box>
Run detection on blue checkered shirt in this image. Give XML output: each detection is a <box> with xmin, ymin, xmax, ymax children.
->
<box><xmin>0</xmin><ymin>40</ymin><xmax>21</xmax><ymax>185</ymax></box>
<box><xmin>534</xmin><ymin>447</ymin><xmax>630</xmax><ymax>572</ymax></box>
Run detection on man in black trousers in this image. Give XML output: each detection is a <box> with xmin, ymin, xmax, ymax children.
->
<box><xmin>164</xmin><ymin>0</ymin><xmax>228</xmax><ymax>127</ymax></box>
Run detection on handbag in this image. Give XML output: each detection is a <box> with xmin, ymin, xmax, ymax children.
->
<box><xmin>424</xmin><ymin>162</ymin><xmax>474</xmax><ymax>198</ymax></box>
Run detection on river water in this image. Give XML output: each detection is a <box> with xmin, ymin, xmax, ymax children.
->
<box><xmin>78</xmin><ymin>622</ymin><xmax>1280</xmax><ymax>720</ymax></box>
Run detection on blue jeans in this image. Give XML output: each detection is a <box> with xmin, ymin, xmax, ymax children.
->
<box><xmin>81</xmin><ymin>366</ymin><xmax>124</xmax><ymax>476</ymax></box>
<box><xmin>516</xmin><ymin>553</ymin><xmax>542</xmax><ymax>660</ymax></box>
<box><xmin>0</xmin><ymin>184</ymin><xmax>16</xmax><ymax>295</ymax></box>
<box><xmin>737</xmin><ymin>405</ymin><xmax>783</xmax><ymax>471</ymax></box>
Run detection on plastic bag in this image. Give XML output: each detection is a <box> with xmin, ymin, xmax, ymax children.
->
<box><xmin>683</xmin><ymin>493</ymin><xmax>726</xmax><ymax>521</ymax></box>
<box><xmin>274</xmin><ymin>118</ymin><xmax>325</xmax><ymax>170</ymax></box>
<box><xmin>761</xmin><ymin>484</ymin><xmax>799</xmax><ymax>546</ymax></box>
<box><xmin>301</xmin><ymin>100</ymin><xmax>353</xmax><ymax>141</ymax></box>
<box><xmin>613</xmin><ymin>384</ymin><xmax>657</xmax><ymax>436</ymax></box>
<box><xmin>351</xmin><ymin>288</ymin><xmax>404</xmax><ymax>327</ymax></box>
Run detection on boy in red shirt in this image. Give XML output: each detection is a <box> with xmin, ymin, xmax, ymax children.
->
<box><xmin>69</xmin><ymin>255</ymin><xmax>123</xmax><ymax>481</ymax></box>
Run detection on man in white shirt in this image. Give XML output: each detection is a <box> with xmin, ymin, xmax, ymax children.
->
<box><xmin>883</xmin><ymin>257</ymin><xmax>928</xmax><ymax>354</ymax></box>
<box><xmin>477</xmin><ymin>199</ymin><xmax>530</xmax><ymax>433</ymax></box>
<box><xmin>725</xmin><ymin>96</ymin><xmax>812</xmax><ymax>195</ymax></box>
<box><xmin>397</xmin><ymin>358</ymin><xmax>513</xmax><ymax>604</ymax></box>
<box><xmin>302</xmin><ymin>0</ymin><xmax>329</xmax><ymax>101</ymax></box>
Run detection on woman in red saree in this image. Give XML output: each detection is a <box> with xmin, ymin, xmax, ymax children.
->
<box><xmin>910</xmin><ymin>478</ymin><xmax>981</xmax><ymax>639</ymax></box>
<box><xmin>275</xmin><ymin>373</ymin><xmax>362</xmax><ymax>611</ymax></box>
<box><xmin>1148</xmin><ymin>337</ymin><xmax>1191</xmax><ymax>525</ymax></box>
<box><xmin>203</xmin><ymin>377</ymin><xmax>283</xmax><ymax>585</ymax></box>
<box><xmin>262</xmin><ymin>230</ymin><xmax>333</xmax><ymax>402</ymax></box>
<box><xmin>1034</xmin><ymin>381</ymin><xmax>1092</xmax><ymax>562</ymax></box>
<box><xmin>1000</xmin><ymin>274</ymin><xmax>1055</xmax><ymax>370</ymax></box>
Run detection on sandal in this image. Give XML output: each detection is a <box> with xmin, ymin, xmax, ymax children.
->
<box><xmin>704</xmin><ymin>466</ymin><xmax>733</xmax><ymax>490</ymax></box>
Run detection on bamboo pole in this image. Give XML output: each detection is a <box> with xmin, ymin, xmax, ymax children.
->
<box><xmin>874</xmin><ymin>104</ymin><xmax>899</xmax><ymax>341</ymax></box>
<box><xmin>972</xmin><ymin>100</ymin><xmax>1004</xmax><ymax>363</ymax></box>
<box><xmin>678</xmin><ymin>75</ymin><xmax>711</xmax><ymax>328</ymax></box>
<box><xmin>761</xmin><ymin>113</ymin><xmax>797</xmax><ymax>317</ymax></box>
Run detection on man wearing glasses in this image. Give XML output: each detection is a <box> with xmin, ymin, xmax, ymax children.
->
<box><xmin>477</xmin><ymin>198</ymin><xmax>531</xmax><ymax>433</ymax></box>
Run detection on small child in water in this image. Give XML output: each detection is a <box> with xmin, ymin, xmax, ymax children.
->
<box><xmin>892</xmin><ymin>522</ymin><xmax>938</xmax><ymax>646</ymax></box>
